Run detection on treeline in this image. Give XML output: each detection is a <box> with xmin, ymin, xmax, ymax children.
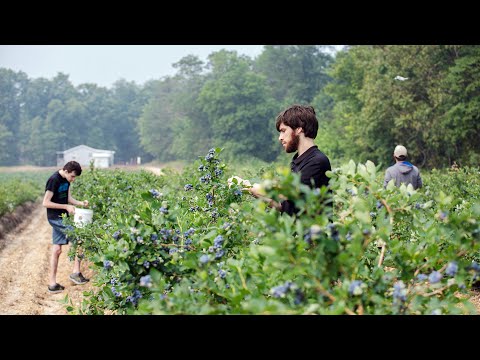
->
<box><xmin>317</xmin><ymin>45</ymin><xmax>480</xmax><ymax>168</ymax></box>
<box><xmin>1</xmin><ymin>45</ymin><xmax>479</xmax><ymax>168</ymax></box>
<box><xmin>0</xmin><ymin>73</ymin><xmax>152</xmax><ymax>165</ymax></box>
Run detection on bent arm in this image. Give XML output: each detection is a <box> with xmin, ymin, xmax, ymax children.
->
<box><xmin>301</xmin><ymin>157</ymin><xmax>330</xmax><ymax>189</ymax></box>
<box><xmin>417</xmin><ymin>172</ymin><xmax>423</xmax><ymax>189</ymax></box>
<box><xmin>43</xmin><ymin>190</ymin><xmax>74</xmax><ymax>214</ymax></box>
<box><xmin>68</xmin><ymin>187</ymin><xmax>88</xmax><ymax>207</ymax></box>
<box><xmin>248</xmin><ymin>187</ymin><xmax>282</xmax><ymax>211</ymax></box>
<box><xmin>384</xmin><ymin>170</ymin><xmax>392</xmax><ymax>188</ymax></box>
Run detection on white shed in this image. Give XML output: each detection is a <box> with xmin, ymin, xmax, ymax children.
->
<box><xmin>57</xmin><ymin>145</ymin><xmax>115</xmax><ymax>168</ymax></box>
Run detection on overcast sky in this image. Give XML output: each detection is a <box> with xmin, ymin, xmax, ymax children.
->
<box><xmin>0</xmin><ymin>45</ymin><xmax>267</xmax><ymax>88</ymax></box>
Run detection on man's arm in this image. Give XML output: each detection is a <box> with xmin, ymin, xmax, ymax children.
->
<box><xmin>67</xmin><ymin>187</ymin><xmax>88</xmax><ymax>207</ymax></box>
<box><xmin>300</xmin><ymin>154</ymin><xmax>331</xmax><ymax>189</ymax></box>
<box><xmin>384</xmin><ymin>170</ymin><xmax>392</xmax><ymax>188</ymax></box>
<box><xmin>417</xmin><ymin>171</ymin><xmax>423</xmax><ymax>189</ymax></box>
<box><xmin>43</xmin><ymin>190</ymin><xmax>75</xmax><ymax>214</ymax></box>
<box><xmin>248</xmin><ymin>186</ymin><xmax>282</xmax><ymax>211</ymax></box>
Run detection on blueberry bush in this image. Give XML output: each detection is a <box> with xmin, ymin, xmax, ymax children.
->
<box><xmin>64</xmin><ymin>150</ymin><xmax>480</xmax><ymax>314</ymax></box>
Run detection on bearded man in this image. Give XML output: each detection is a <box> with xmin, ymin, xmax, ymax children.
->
<box><xmin>249</xmin><ymin>104</ymin><xmax>331</xmax><ymax>215</ymax></box>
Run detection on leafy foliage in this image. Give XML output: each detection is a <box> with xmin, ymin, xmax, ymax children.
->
<box><xmin>65</xmin><ymin>150</ymin><xmax>480</xmax><ymax>314</ymax></box>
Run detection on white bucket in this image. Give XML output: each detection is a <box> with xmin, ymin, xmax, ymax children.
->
<box><xmin>74</xmin><ymin>208</ymin><xmax>93</xmax><ymax>227</ymax></box>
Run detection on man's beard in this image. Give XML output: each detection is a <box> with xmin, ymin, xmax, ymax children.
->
<box><xmin>285</xmin><ymin>132</ymin><xmax>299</xmax><ymax>153</ymax></box>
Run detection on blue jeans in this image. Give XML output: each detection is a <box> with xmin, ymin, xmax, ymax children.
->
<box><xmin>48</xmin><ymin>218</ymin><xmax>74</xmax><ymax>245</ymax></box>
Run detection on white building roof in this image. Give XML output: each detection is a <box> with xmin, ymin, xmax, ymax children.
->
<box><xmin>57</xmin><ymin>144</ymin><xmax>115</xmax><ymax>155</ymax></box>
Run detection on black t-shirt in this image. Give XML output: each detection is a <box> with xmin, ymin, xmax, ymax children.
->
<box><xmin>281</xmin><ymin>145</ymin><xmax>331</xmax><ymax>216</ymax></box>
<box><xmin>45</xmin><ymin>171</ymin><xmax>70</xmax><ymax>219</ymax></box>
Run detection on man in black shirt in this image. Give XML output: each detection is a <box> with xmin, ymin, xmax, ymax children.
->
<box><xmin>249</xmin><ymin>104</ymin><xmax>331</xmax><ymax>215</ymax></box>
<box><xmin>43</xmin><ymin>160</ymin><xmax>90</xmax><ymax>293</ymax></box>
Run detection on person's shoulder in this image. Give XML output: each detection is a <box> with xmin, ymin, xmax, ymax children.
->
<box><xmin>312</xmin><ymin>147</ymin><xmax>329</xmax><ymax>160</ymax></box>
<box><xmin>47</xmin><ymin>171</ymin><xmax>58</xmax><ymax>180</ymax></box>
<box><xmin>311</xmin><ymin>151</ymin><xmax>330</xmax><ymax>168</ymax></box>
<box><xmin>47</xmin><ymin>170</ymin><xmax>64</xmax><ymax>184</ymax></box>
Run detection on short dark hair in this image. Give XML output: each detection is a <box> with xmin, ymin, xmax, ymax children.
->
<box><xmin>63</xmin><ymin>161</ymin><xmax>82</xmax><ymax>176</ymax></box>
<box><xmin>275</xmin><ymin>104</ymin><xmax>319</xmax><ymax>139</ymax></box>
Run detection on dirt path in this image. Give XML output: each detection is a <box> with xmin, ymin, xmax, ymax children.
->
<box><xmin>0</xmin><ymin>202</ymin><xmax>94</xmax><ymax>315</ymax></box>
<box><xmin>141</xmin><ymin>166</ymin><xmax>162</xmax><ymax>175</ymax></box>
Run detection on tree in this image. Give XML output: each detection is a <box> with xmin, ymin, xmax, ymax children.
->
<box><xmin>0</xmin><ymin>69</ymin><xmax>29</xmax><ymax>164</ymax></box>
<box><xmin>109</xmin><ymin>79</ymin><xmax>145</xmax><ymax>163</ymax></box>
<box><xmin>198</xmin><ymin>50</ymin><xmax>280</xmax><ymax>162</ymax></box>
<box><xmin>437</xmin><ymin>45</ymin><xmax>480</xmax><ymax>167</ymax></box>
<box><xmin>170</xmin><ymin>55</ymin><xmax>211</xmax><ymax>160</ymax></box>
<box><xmin>255</xmin><ymin>45</ymin><xmax>334</xmax><ymax>104</ymax></box>
<box><xmin>138</xmin><ymin>77</ymin><xmax>181</xmax><ymax>161</ymax></box>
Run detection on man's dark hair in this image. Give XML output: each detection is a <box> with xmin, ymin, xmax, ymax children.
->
<box><xmin>63</xmin><ymin>161</ymin><xmax>82</xmax><ymax>176</ymax></box>
<box><xmin>275</xmin><ymin>104</ymin><xmax>319</xmax><ymax>139</ymax></box>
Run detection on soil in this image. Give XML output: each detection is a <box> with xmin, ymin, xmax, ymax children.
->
<box><xmin>470</xmin><ymin>288</ymin><xmax>480</xmax><ymax>313</ymax></box>
<box><xmin>0</xmin><ymin>201</ymin><xmax>95</xmax><ymax>315</ymax></box>
<box><xmin>0</xmin><ymin>181</ymin><xmax>478</xmax><ymax>315</ymax></box>
<box><xmin>0</xmin><ymin>201</ymin><xmax>36</xmax><ymax>242</ymax></box>
<box><xmin>0</xmin><ymin>165</ymin><xmax>57</xmax><ymax>173</ymax></box>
